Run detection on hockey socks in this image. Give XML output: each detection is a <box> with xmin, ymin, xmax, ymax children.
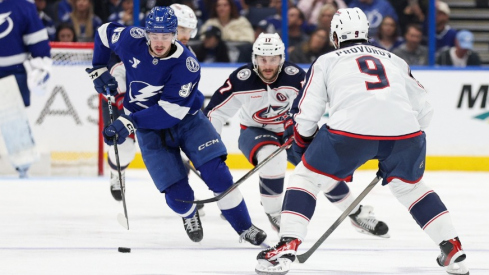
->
<box><xmin>259</xmin><ymin>176</ymin><xmax>284</xmax><ymax>214</ymax></box>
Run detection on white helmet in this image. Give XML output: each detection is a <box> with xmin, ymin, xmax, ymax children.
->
<box><xmin>170</xmin><ymin>4</ymin><xmax>198</xmax><ymax>38</ymax></box>
<box><xmin>252</xmin><ymin>33</ymin><xmax>285</xmax><ymax>73</ymax></box>
<box><xmin>330</xmin><ymin>8</ymin><xmax>369</xmax><ymax>49</ymax></box>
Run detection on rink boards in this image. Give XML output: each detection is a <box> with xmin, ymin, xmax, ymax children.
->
<box><xmin>4</xmin><ymin>64</ymin><xmax>488</xmax><ymax>172</ymax></box>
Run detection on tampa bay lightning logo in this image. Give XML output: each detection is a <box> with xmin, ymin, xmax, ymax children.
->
<box><xmin>0</xmin><ymin>12</ymin><xmax>14</xmax><ymax>39</ymax></box>
<box><xmin>130</xmin><ymin>27</ymin><xmax>145</xmax><ymax>39</ymax></box>
<box><xmin>128</xmin><ymin>81</ymin><xmax>164</xmax><ymax>108</ymax></box>
<box><xmin>186</xmin><ymin>56</ymin><xmax>199</xmax><ymax>72</ymax></box>
<box><xmin>252</xmin><ymin>104</ymin><xmax>290</xmax><ymax>125</ymax></box>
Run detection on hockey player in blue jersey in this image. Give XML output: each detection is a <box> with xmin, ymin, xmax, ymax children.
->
<box><xmin>204</xmin><ymin>32</ymin><xmax>389</xmax><ymax>237</ymax></box>
<box><xmin>0</xmin><ymin>0</ymin><xmax>52</xmax><ymax>178</ymax></box>
<box><xmin>86</xmin><ymin>6</ymin><xmax>267</xmax><ymax>245</ymax></box>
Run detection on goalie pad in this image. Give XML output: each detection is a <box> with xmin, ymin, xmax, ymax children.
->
<box><xmin>0</xmin><ymin>76</ymin><xmax>39</xmax><ymax>168</ymax></box>
<box><xmin>23</xmin><ymin>56</ymin><xmax>52</xmax><ymax>96</ymax></box>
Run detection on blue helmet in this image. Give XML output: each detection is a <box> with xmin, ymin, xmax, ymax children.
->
<box><xmin>145</xmin><ymin>6</ymin><xmax>178</xmax><ymax>34</ymax></box>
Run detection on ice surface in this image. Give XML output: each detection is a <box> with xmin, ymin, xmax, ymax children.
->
<box><xmin>0</xmin><ymin>170</ymin><xmax>488</xmax><ymax>275</ymax></box>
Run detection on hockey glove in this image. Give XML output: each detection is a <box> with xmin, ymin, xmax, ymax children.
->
<box><xmin>282</xmin><ymin>118</ymin><xmax>294</xmax><ymax>149</ymax></box>
<box><xmin>86</xmin><ymin>66</ymin><xmax>118</xmax><ymax>96</ymax></box>
<box><xmin>23</xmin><ymin>56</ymin><xmax>52</xmax><ymax>95</ymax></box>
<box><xmin>103</xmin><ymin>114</ymin><xmax>136</xmax><ymax>145</ymax></box>
<box><xmin>291</xmin><ymin>127</ymin><xmax>316</xmax><ymax>162</ymax></box>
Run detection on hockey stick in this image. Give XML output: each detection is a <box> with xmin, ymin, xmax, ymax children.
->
<box><xmin>105</xmin><ymin>87</ymin><xmax>129</xmax><ymax>230</ymax></box>
<box><xmin>179</xmin><ymin>136</ymin><xmax>294</xmax><ymax>204</ymax></box>
<box><xmin>295</xmin><ymin>173</ymin><xmax>382</xmax><ymax>264</ymax></box>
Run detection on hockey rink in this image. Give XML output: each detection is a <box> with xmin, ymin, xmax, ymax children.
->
<box><xmin>0</xmin><ymin>169</ymin><xmax>488</xmax><ymax>275</ymax></box>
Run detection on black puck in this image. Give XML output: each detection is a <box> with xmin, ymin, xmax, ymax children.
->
<box><xmin>118</xmin><ymin>247</ymin><xmax>131</xmax><ymax>253</ymax></box>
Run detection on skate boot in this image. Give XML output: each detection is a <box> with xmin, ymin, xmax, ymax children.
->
<box><xmin>255</xmin><ymin>237</ymin><xmax>302</xmax><ymax>275</ymax></box>
<box><xmin>110</xmin><ymin>170</ymin><xmax>125</xmax><ymax>201</ymax></box>
<box><xmin>436</xmin><ymin>237</ymin><xmax>469</xmax><ymax>275</ymax></box>
<box><xmin>182</xmin><ymin>211</ymin><xmax>203</xmax><ymax>242</ymax></box>
<box><xmin>349</xmin><ymin>205</ymin><xmax>389</xmax><ymax>238</ymax></box>
<box><xmin>266</xmin><ymin>212</ymin><xmax>281</xmax><ymax>232</ymax></box>
<box><xmin>196</xmin><ymin>203</ymin><xmax>205</xmax><ymax>217</ymax></box>
<box><xmin>239</xmin><ymin>224</ymin><xmax>268</xmax><ymax>247</ymax></box>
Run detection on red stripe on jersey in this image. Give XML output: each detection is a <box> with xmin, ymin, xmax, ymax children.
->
<box><xmin>302</xmin><ymin>157</ymin><xmax>353</xmax><ymax>182</ymax></box>
<box><xmin>328</xmin><ymin>129</ymin><xmax>423</xmax><ymax>140</ymax></box>
<box><xmin>249</xmin><ymin>141</ymin><xmax>281</xmax><ymax>164</ymax></box>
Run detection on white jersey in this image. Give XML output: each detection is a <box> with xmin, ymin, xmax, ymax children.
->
<box><xmin>295</xmin><ymin>44</ymin><xmax>433</xmax><ymax>138</ymax></box>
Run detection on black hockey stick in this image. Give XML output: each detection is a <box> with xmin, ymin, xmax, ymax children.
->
<box><xmin>105</xmin><ymin>87</ymin><xmax>129</xmax><ymax>230</ymax></box>
<box><xmin>295</xmin><ymin>173</ymin><xmax>382</xmax><ymax>264</ymax></box>
<box><xmin>179</xmin><ymin>136</ymin><xmax>294</xmax><ymax>204</ymax></box>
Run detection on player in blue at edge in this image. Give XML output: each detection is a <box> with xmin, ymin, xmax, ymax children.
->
<box><xmin>86</xmin><ymin>6</ymin><xmax>267</xmax><ymax>245</ymax></box>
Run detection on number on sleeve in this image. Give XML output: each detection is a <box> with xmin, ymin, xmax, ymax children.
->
<box><xmin>356</xmin><ymin>56</ymin><xmax>390</xmax><ymax>90</ymax></box>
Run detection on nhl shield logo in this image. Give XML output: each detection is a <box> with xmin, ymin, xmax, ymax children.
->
<box><xmin>186</xmin><ymin>57</ymin><xmax>200</xmax><ymax>72</ymax></box>
<box><xmin>284</xmin><ymin>66</ymin><xmax>299</xmax><ymax>75</ymax></box>
<box><xmin>237</xmin><ymin>69</ymin><xmax>251</xmax><ymax>80</ymax></box>
<box><xmin>276</xmin><ymin>93</ymin><xmax>287</xmax><ymax>102</ymax></box>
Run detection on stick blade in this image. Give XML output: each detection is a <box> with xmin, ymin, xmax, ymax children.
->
<box><xmin>117</xmin><ymin>213</ymin><xmax>129</xmax><ymax>230</ymax></box>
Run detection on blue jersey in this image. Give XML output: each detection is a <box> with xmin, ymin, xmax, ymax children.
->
<box><xmin>0</xmin><ymin>0</ymin><xmax>50</xmax><ymax>73</ymax></box>
<box><xmin>92</xmin><ymin>23</ymin><xmax>204</xmax><ymax>130</ymax></box>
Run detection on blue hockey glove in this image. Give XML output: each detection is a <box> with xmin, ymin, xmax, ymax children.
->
<box><xmin>103</xmin><ymin>114</ymin><xmax>136</xmax><ymax>145</ymax></box>
<box><xmin>291</xmin><ymin>127</ymin><xmax>316</xmax><ymax>162</ymax></box>
<box><xmin>86</xmin><ymin>66</ymin><xmax>118</xmax><ymax>96</ymax></box>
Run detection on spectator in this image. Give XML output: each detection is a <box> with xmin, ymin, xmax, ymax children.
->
<box><xmin>34</xmin><ymin>0</ymin><xmax>56</xmax><ymax>41</ymax></box>
<box><xmin>297</xmin><ymin>0</ymin><xmax>346</xmax><ymax>26</ymax></box>
<box><xmin>62</xmin><ymin>0</ymin><xmax>103</xmax><ymax>42</ymax></box>
<box><xmin>387</xmin><ymin>0</ymin><xmax>427</xmax><ymax>35</ymax></box>
<box><xmin>93</xmin><ymin>0</ymin><xmax>124</xmax><ymax>23</ymax></box>
<box><xmin>200</xmin><ymin>0</ymin><xmax>254</xmax><ymax>43</ymax></box>
<box><xmin>289</xmin><ymin>28</ymin><xmax>334</xmax><ymax>64</ymax></box>
<box><xmin>108</xmin><ymin>0</ymin><xmax>145</xmax><ymax>26</ymax></box>
<box><xmin>436</xmin><ymin>30</ymin><xmax>481</xmax><ymax>67</ymax></box>
<box><xmin>55</xmin><ymin>0</ymin><xmax>73</xmax><ymax>23</ymax></box>
<box><xmin>287</xmin><ymin>6</ymin><xmax>309</xmax><ymax>53</ymax></box>
<box><xmin>435</xmin><ymin>1</ymin><xmax>457</xmax><ymax>52</ymax></box>
<box><xmin>316</xmin><ymin>3</ymin><xmax>337</xmax><ymax>31</ymax></box>
<box><xmin>369</xmin><ymin>16</ymin><xmax>404</xmax><ymax>51</ymax></box>
<box><xmin>194</xmin><ymin>26</ymin><xmax>231</xmax><ymax>63</ymax></box>
<box><xmin>348</xmin><ymin>0</ymin><xmax>398</xmax><ymax>37</ymax></box>
<box><xmin>55</xmin><ymin>23</ymin><xmax>77</xmax><ymax>42</ymax></box>
<box><xmin>393</xmin><ymin>24</ymin><xmax>427</xmax><ymax>65</ymax></box>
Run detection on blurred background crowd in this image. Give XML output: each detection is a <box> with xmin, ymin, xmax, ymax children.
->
<box><xmin>37</xmin><ymin>0</ymin><xmax>489</xmax><ymax>67</ymax></box>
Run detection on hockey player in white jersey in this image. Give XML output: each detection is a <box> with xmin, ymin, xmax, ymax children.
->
<box><xmin>0</xmin><ymin>0</ymin><xmax>52</xmax><ymax>178</ymax></box>
<box><xmin>256</xmin><ymin>8</ymin><xmax>469</xmax><ymax>275</ymax></box>
<box><xmin>204</xmin><ymin>32</ymin><xmax>389</xmax><ymax>237</ymax></box>
<box><xmin>87</xmin><ymin>6</ymin><xmax>267</xmax><ymax>246</ymax></box>
<box><xmin>101</xmin><ymin>3</ymin><xmax>199</xmax><ymax>202</ymax></box>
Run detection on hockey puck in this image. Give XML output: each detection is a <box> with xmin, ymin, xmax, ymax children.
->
<box><xmin>118</xmin><ymin>247</ymin><xmax>131</xmax><ymax>253</ymax></box>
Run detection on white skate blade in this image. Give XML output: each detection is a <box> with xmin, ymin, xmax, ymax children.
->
<box><xmin>117</xmin><ymin>213</ymin><xmax>129</xmax><ymax>230</ymax></box>
<box><xmin>255</xmin><ymin>258</ymin><xmax>291</xmax><ymax>275</ymax></box>
<box><xmin>354</xmin><ymin>227</ymin><xmax>390</xmax><ymax>238</ymax></box>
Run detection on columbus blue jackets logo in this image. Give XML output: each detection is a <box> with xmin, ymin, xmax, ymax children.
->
<box><xmin>284</xmin><ymin>66</ymin><xmax>299</xmax><ymax>75</ymax></box>
<box><xmin>252</xmin><ymin>104</ymin><xmax>290</xmax><ymax>125</ymax></box>
<box><xmin>128</xmin><ymin>81</ymin><xmax>164</xmax><ymax>108</ymax></box>
<box><xmin>0</xmin><ymin>12</ymin><xmax>14</xmax><ymax>39</ymax></box>
<box><xmin>130</xmin><ymin>27</ymin><xmax>145</xmax><ymax>39</ymax></box>
<box><xmin>237</xmin><ymin>68</ymin><xmax>251</xmax><ymax>80</ymax></box>
<box><xmin>186</xmin><ymin>57</ymin><xmax>199</xmax><ymax>72</ymax></box>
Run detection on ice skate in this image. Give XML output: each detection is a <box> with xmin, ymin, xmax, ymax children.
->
<box><xmin>196</xmin><ymin>203</ymin><xmax>205</xmax><ymax>217</ymax></box>
<box><xmin>266</xmin><ymin>212</ymin><xmax>281</xmax><ymax>232</ymax></box>
<box><xmin>239</xmin><ymin>224</ymin><xmax>268</xmax><ymax>247</ymax></box>
<box><xmin>110</xmin><ymin>170</ymin><xmax>125</xmax><ymax>201</ymax></box>
<box><xmin>182</xmin><ymin>211</ymin><xmax>203</xmax><ymax>242</ymax></box>
<box><xmin>349</xmin><ymin>205</ymin><xmax>390</xmax><ymax>238</ymax></box>
<box><xmin>255</xmin><ymin>237</ymin><xmax>301</xmax><ymax>275</ymax></box>
<box><xmin>437</xmin><ymin>237</ymin><xmax>469</xmax><ymax>275</ymax></box>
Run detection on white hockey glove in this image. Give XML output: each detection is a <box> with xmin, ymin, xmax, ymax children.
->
<box><xmin>23</xmin><ymin>56</ymin><xmax>52</xmax><ymax>95</ymax></box>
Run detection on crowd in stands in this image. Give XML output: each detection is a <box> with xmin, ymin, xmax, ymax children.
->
<box><xmin>38</xmin><ymin>0</ymin><xmax>482</xmax><ymax>67</ymax></box>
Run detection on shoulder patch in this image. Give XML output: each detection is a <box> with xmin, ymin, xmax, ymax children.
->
<box><xmin>111</xmin><ymin>27</ymin><xmax>125</xmax><ymax>44</ymax></box>
<box><xmin>186</xmin><ymin>56</ymin><xmax>200</xmax><ymax>72</ymax></box>
<box><xmin>284</xmin><ymin>66</ymin><xmax>299</xmax><ymax>75</ymax></box>
<box><xmin>179</xmin><ymin>82</ymin><xmax>192</xmax><ymax>98</ymax></box>
<box><xmin>237</xmin><ymin>68</ymin><xmax>251</xmax><ymax>81</ymax></box>
<box><xmin>130</xmin><ymin>27</ymin><xmax>145</xmax><ymax>39</ymax></box>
